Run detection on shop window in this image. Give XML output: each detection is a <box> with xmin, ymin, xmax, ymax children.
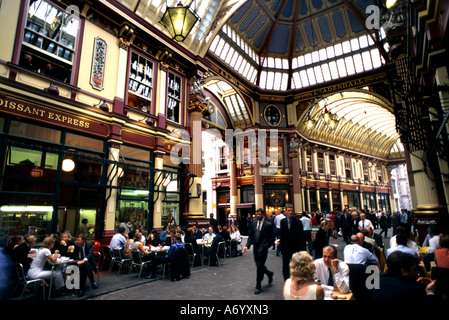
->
<box><xmin>329</xmin><ymin>154</ymin><xmax>336</xmax><ymax>176</ymax></box>
<box><xmin>219</xmin><ymin>146</ymin><xmax>228</xmax><ymax>170</ymax></box>
<box><xmin>127</xmin><ymin>51</ymin><xmax>154</xmax><ymax>113</ymax></box>
<box><xmin>20</xmin><ymin>0</ymin><xmax>80</xmax><ymax>83</ymax></box>
<box><xmin>344</xmin><ymin>158</ymin><xmax>352</xmax><ymax>179</ymax></box>
<box><xmin>167</xmin><ymin>72</ymin><xmax>182</xmax><ymax>123</ymax></box>
<box><xmin>317</xmin><ymin>152</ymin><xmax>324</xmax><ymax>174</ymax></box>
<box><xmin>363</xmin><ymin>161</ymin><xmax>369</xmax><ymax>181</ymax></box>
<box><xmin>305</xmin><ymin>150</ymin><xmax>313</xmax><ymax>173</ymax></box>
<box><xmin>9</xmin><ymin>120</ymin><xmax>61</xmax><ymax>143</ymax></box>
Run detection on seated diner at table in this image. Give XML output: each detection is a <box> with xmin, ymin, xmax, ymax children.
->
<box><xmin>314</xmin><ymin>245</ymin><xmax>350</xmax><ymax>293</ymax></box>
<box><xmin>27</xmin><ymin>236</ymin><xmax>66</xmax><ymax>295</ymax></box>
<box><xmin>68</xmin><ymin>234</ymin><xmax>98</xmax><ymax>297</ymax></box>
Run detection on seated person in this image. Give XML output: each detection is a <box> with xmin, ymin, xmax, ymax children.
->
<box><xmin>132</xmin><ymin>232</ymin><xmax>152</xmax><ymax>262</ymax></box>
<box><xmin>372</xmin><ymin>251</ymin><xmax>437</xmax><ymax>300</ymax></box>
<box><xmin>202</xmin><ymin>226</ymin><xmax>216</xmax><ymax>248</ymax></box>
<box><xmin>204</xmin><ymin>229</ymin><xmax>224</xmax><ymax>266</ymax></box>
<box><xmin>229</xmin><ymin>225</ymin><xmax>242</xmax><ymax>257</ymax></box>
<box><xmin>147</xmin><ymin>230</ymin><xmax>162</xmax><ymax>247</ymax></box>
<box><xmin>390</xmin><ymin>227</ymin><xmax>419</xmax><ymax>256</ymax></box>
<box><xmin>184</xmin><ymin>227</ymin><xmax>199</xmax><ymax>254</ymax></box>
<box><xmin>68</xmin><ymin>234</ymin><xmax>98</xmax><ymax>297</ymax></box>
<box><xmin>387</xmin><ymin>233</ymin><xmax>419</xmax><ymax>259</ymax></box>
<box><xmin>343</xmin><ymin>235</ymin><xmax>378</xmax><ymax>266</ymax></box>
<box><xmin>435</xmin><ymin>232</ymin><xmax>449</xmax><ymax>269</ymax></box>
<box><xmin>109</xmin><ymin>227</ymin><xmax>128</xmax><ymax>252</ymax></box>
<box><xmin>146</xmin><ymin>233</ymin><xmax>189</xmax><ymax>280</ymax></box>
<box><xmin>314</xmin><ymin>245</ymin><xmax>350</xmax><ymax>293</ymax></box>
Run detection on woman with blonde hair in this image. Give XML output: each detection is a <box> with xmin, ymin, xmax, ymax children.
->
<box><xmin>27</xmin><ymin>236</ymin><xmax>66</xmax><ymax>294</ymax></box>
<box><xmin>313</xmin><ymin>218</ymin><xmax>333</xmax><ymax>259</ymax></box>
<box><xmin>283</xmin><ymin>251</ymin><xmax>324</xmax><ymax>300</ymax></box>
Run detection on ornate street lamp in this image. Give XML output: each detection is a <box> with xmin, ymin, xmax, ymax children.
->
<box><xmin>160</xmin><ymin>1</ymin><xmax>201</xmax><ymax>42</ymax></box>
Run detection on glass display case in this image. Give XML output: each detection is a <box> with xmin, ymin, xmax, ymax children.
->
<box><xmin>128</xmin><ymin>52</ymin><xmax>154</xmax><ymax>113</ymax></box>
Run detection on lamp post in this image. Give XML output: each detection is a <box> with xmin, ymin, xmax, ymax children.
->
<box><xmin>160</xmin><ymin>1</ymin><xmax>201</xmax><ymax>42</ymax></box>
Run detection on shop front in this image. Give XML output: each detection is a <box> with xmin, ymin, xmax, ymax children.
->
<box><xmin>0</xmin><ymin>94</ymin><xmax>110</xmax><ymax>243</ymax></box>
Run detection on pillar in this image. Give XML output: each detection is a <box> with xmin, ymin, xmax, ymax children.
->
<box><xmin>254</xmin><ymin>155</ymin><xmax>263</xmax><ymax>210</ymax></box>
<box><xmin>289</xmin><ymin>135</ymin><xmax>303</xmax><ymax>212</ymax></box>
<box><xmin>229</xmin><ymin>157</ymin><xmax>238</xmax><ymax>221</ymax></box>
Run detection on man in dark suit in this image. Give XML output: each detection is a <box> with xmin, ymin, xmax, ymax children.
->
<box><xmin>69</xmin><ymin>234</ymin><xmax>98</xmax><ymax>297</ymax></box>
<box><xmin>276</xmin><ymin>203</ymin><xmax>305</xmax><ymax>280</ymax></box>
<box><xmin>243</xmin><ymin>208</ymin><xmax>275</xmax><ymax>294</ymax></box>
<box><xmin>339</xmin><ymin>209</ymin><xmax>353</xmax><ymax>244</ymax></box>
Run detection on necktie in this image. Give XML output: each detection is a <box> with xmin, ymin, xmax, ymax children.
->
<box><xmin>256</xmin><ymin>221</ymin><xmax>262</xmax><ymax>241</ymax></box>
<box><xmin>80</xmin><ymin>246</ymin><xmax>84</xmax><ymax>259</ymax></box>
<box><xmin>328</xmin><ymin>268</ymin><xmax>334</xmax><ymax>287</ymax></box>
<box><xmin>288</xmin><ymin>219</ymin><xmax>291</xmax><ymax>229</ymax></box>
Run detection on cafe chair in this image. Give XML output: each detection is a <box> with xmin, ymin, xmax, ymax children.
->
<box><xmin>14</xmin><ymin>263</ymin><xmax>46</xmax><ymax>300</ymax></box>
<box><xmin>184</xmin><ymin>242</ymin><xmax>197</xmax><ymax>267</ymax></box>
<box><xmin>130</xmin><ymin>250</ymin><xmax>151</xmax><ymax>280</ymax></box>
<box><xmin>169</xmin><ymin>246</ymin><xmax>191</xmax><ymax>281</ymax></box>
<box><xmin>431</xmin><ymin>266</ymin><xmax>449</xmax><ymax>300</ymax></box>
<box><xmin>208</xmin><ymin>241</ymin><xmax>226</xmax><ymax>267</ymax></box>
<box><xmin>347</xmin><ymin>263</ymin><xmax>373</xmax><ymax>301</ymax></box>
<box><xmin>108</xmin><ymin>247</ymin><xmax>131</xmax><ymax>275</ymax></box>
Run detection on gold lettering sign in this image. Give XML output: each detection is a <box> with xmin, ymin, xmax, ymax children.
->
<box><xmin>0</xmin><ymin>97</ymin><xmax>110</xmax><ymax>136</ymax></box>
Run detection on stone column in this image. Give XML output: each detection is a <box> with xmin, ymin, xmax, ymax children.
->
<box><xmin>289</xmin><ymin>135</ymin><xmax>302</xmax><ymax>212</ymax></box>
<box><xmin>187</xmin><ymin>94</ymin><xmax>207</xmax><ymax>221</ymax></box>
<box><xmin>103</xmin><ymin>142</ymin><xmax>121</xmax><ymax>241</ymax></box>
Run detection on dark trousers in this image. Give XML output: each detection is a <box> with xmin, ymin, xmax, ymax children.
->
<box><xmin>282</xmin><ymin>251</ymin><xmax>294</xmax><ymax>280</ymax></box>
<box><xmin>253</xmin><ymin>247</ymin><xmax>270</xmax><ymax>286</ymax></box>
<box><xmin>79</xmin><ymin>262</ymin><xmax>96</xmax><ymax>291</ymax></box>
<box><xmin>304</xmin><ymin>230</ymin><xmax>313</xmax><ymax>253</ymax></box>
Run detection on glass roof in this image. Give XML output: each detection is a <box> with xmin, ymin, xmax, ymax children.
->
<box><xmin>301</xmin><ymin>91</ymin><xmax>402</xmax><ymax>158</ymax></box>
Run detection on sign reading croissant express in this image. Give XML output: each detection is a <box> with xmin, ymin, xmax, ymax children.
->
<box><xmin>0</xmin><ymin>95</ymin><xmax>108</xmax><ymax>136</ymax></box>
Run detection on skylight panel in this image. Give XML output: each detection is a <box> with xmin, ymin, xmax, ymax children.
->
<box><xmin>225</xmin><ymin>47</ymin><xmax>235</xmax><ymax>64</ymax></box>
<box><xmin>281</xmin><ymin>72</ymin><xmax>289</xmax><ymax>90</ymax></box>
<box><xmin>353</xmin><ymin>53</ymin><xmax>364</xmax><ymax>73</ymax></box>
<box><xmin>266</xmin><ymin>71</ymin><xmax>275</xmax><ymax>90</ymax></box>
<box><xmin>307</xmin><ymin>68</ymin><xmax>317</xmax><ymax>85</ymax></box>
<box><xmin>321</xmin><ymin>63</ymin><xmax>331</xmax><ymax>81</ymax></box>
<box><xmin>273</xmin><ymin>73</ymin><xmax>281</xmax><ymax>90</ymax></box>
<box><xmin>371</xmin><ymin>49</ymin><xmax>382</xmax><ymax>68</ymax></box>
<box><xmin>342</xmin><ymin>40</ymin><xmax>351</xmax><ymax>54</ymax></box>
<box><xmin>292</xmin><ymin>72</ymin><xmax>302</xmax><ymax>89</ymax></box>
<box><xmin>220</xmin><ymin>42</ymin><xmax>230</xmax><ymax>60</ymax></box>
<box><xmin>345</xmin><ymin>57</ymin><xmax>355</xmax><ymax>75</ymax></box>
<box><xmin>312</xmin><ymin>51</ymin><xmax>320</xmax><ymax>63</ymax></box>
<box><xmin>362</xmin><ymin>51</ymin><xmax>373</xmax><ymax>70</ymax></box>
<box><xmin>304</xmin><ymin>53</ymin><xmax>312</xmax><ymax>65</ymax></box>
<box><xmin>210</xmin><ymin>36</ymin><xmax>220</xmax><ymax>52</ymax></box>
<box><xmin>329</xmin><ymin>61</ymin><xmax>339</xmax><ymax>79</ymax></box>
<box><xmin>314</xmin><ymin>66</ymin><xmax>324</xmax><ymax>83</ymax></box>
<box><xmin>300</xmin><ymin>70</ymin><xmax>309</xmax><ymax>87</ymax></box>
<box><xmin>298</xmin><ymin>56</ymin><xmax>305</xmax><ymax>67</ymax></box>
<box><xmin>260</xmin><ymin>71</ymin><xmax>267</xmax><ymax>89</ymax></box>
<box><xmin>359</xmin><ymin>35</ymin><xmax>368</xmax><ymax>48</ymax></box>
<box><xmin>282</xmin><ymin>59</ymin><xmax>289</xmax><ymax>70</ymax></box>
<box><xmin>350</xmin><ymin>38</ymin><xmax>360</xmax><ymax>51</ymax></box>
<box><xmin>334</xmin><ymin>43</ymin><xmax>343</xmax><ymax>56</ymax></box>
<box><xmin>267</xmin><ymin>57</ymin><xmax>275</xmax><ymax>68</ymax></box>
<box><xmin>292</xmin><ymin>58</ymin><xmax>298</xmax><ymax>69</ymax></box>
<box><xmin>319</xmin><ymin>49</ymin><xmax>327</xmax><ymax>61</ymax></box>
<box><xmin>326</xmin><ymin>46</ymin><xmax>335</xmax><ymax>59</ymax></box>
<box><xmin>336</xmin><ymin>58</ymin><xmax>347</xmax><ymax>77</ymax></box>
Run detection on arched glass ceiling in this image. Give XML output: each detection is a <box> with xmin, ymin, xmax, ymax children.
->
<box><xmin>300</xmin><ymin>91</ymin><xmax>401</xmax><ymax>158</ymax></box>
<box><xmin>205</xmin><ymin>80</ymin><xmax>252</xmax><ymax>128</ymax></box>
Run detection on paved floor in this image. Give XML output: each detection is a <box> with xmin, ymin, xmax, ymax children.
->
<box><xmin>46</xmin><ymin>228</ymin><xmax>394</xmax><ymax>301</ymax></box>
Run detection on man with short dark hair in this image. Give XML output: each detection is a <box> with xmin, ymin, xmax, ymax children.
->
<box><xmin>372</xmin><ymin>251</ymin><xmax>437</xmax><ymax>300</ymax></box>
<box><xmin>314</xmin><ymin>245</ymin><xmax>350</xmax><ymax>293</ymax></box>
<box><xmin>69</xmin><ymin>234</ymin><xmax>98</xmax><ymax>297</ymax></box>
<box><xmin>243</xmin><ymin>208</ymin><xmax>275</xmax><ymax>294</ymax></box>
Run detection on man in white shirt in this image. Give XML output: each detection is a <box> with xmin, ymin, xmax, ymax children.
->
<box><xmin>300</xmin><ymin>212</ymin><xmax>313</xmax><ymax>253</ymax></box>
<box><xmin>109</xmin><ymin>227</ymin><xmax>128</xmax><ymax>251</ymax></box>
<box><xmin>274</xmin><ymin>210</ymin><xmax>285</xmax><ymax>256</ymax></box>
<box><xmin>314</xmin><ymin>245</ymin><xmax>350</xmax><ymax>293</ymax></box>
<box><xmin>358</xmin><ymin>213</ymin><xmax>374</xmax><ymax>231</ymax></box>
<box><xmin>343</xmin><ymin>235</ymin><xmax>378</xmax><ymax>265</ymax></box>
<box><xmin>386</xmin><ymin>233</ymin><xmax>419</xmax><ymax>258</ymax></box>
<box><xmin>423</xmin><ymin>226</ymin><xmax>440</xmax><ymax>271</ymax></box>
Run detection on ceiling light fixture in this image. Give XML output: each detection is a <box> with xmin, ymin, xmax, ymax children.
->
<box><xmin>160</xmin><ymin>1</ymin><xmax>201</xmax><ymax>42</ymax></box>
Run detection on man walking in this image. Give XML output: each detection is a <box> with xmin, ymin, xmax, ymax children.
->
<box><xmin>276</xmin><ymin>203</ymin><xmax>305</xmax><ymax>280</ymax></box>
<box><xmin>243</xmin><ymin>208</ymin><xmax>275</xmax><ymax>294</ymax></box>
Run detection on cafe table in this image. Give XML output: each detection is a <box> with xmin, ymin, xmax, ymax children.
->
<box><xmin>322</xmin><ymin>285</ymin><xmax>355</xmax><ymax>300</ymax></box>
<box><xmin>48</xmin><ymin>256</ymin><xmax>77</xmax><ymax>300</ymax></box>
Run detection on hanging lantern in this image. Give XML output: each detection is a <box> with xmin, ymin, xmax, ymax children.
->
<box><xmin>160</xmin><ymin>1</ymin><xmax>200</xmax><ymax>42</ymax></box>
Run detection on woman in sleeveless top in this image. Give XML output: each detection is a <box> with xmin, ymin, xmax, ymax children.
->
<box><xmin>283</xmin><ymin>251</ymin><xmax>324</xmax><ymax>300</ymax></box>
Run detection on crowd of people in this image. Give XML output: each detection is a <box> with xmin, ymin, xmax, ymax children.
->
<box><xmin>243</xmin><ymin>204</ymin><xmax>449</xmax><ymax>300</ymax></box>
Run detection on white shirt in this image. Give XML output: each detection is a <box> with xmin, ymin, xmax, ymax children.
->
<box><xmin>274</xmin><ymin>214</ymin><xmax>285</xmax><ymax>229</ymax></box>
<box><xmin>314</xmin><ymin>258</ymin><xmax>350</xmax><ymax>293</ymax></box>
<box><xmin>300</xmin><ymin>216</ymin><xmax>312</xmax><ymax>231</ymax></box>
<box><xmin>358</xmin><ymin>219</ymin><xmax>374</xmax><ymax>230</ymax></box>
<box><xmin>230</xmin><ymin>230</ymin><xmax>241</xmax><ymax>242</ymax></box>
<box><xmin>343</xmin><ymin>244</ymin><xmax>378</xmax><ymax>265</ymax></box>
<box><xmin>426</xmin><ymin>235</ymin><xmax>440</xmax><ymax>254</ymax></box>
<box><xmin>386</xmin><ymin>244</ymin><xmax>419</xmax><ymax>258</ymax></box>
<box><xmin>202</xmin><ymin>233</ymin><xmax>215</xmax><ymax>247</ymax></box>
<box><xmin>389</xmin><ymin>236</ymin><xmax>420</xmax><ymax>256</ymax></box>
<box><xmin>110</xmin><ymin>233</ymin><xmax>127</xmax><ymax>249</ymax></box>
